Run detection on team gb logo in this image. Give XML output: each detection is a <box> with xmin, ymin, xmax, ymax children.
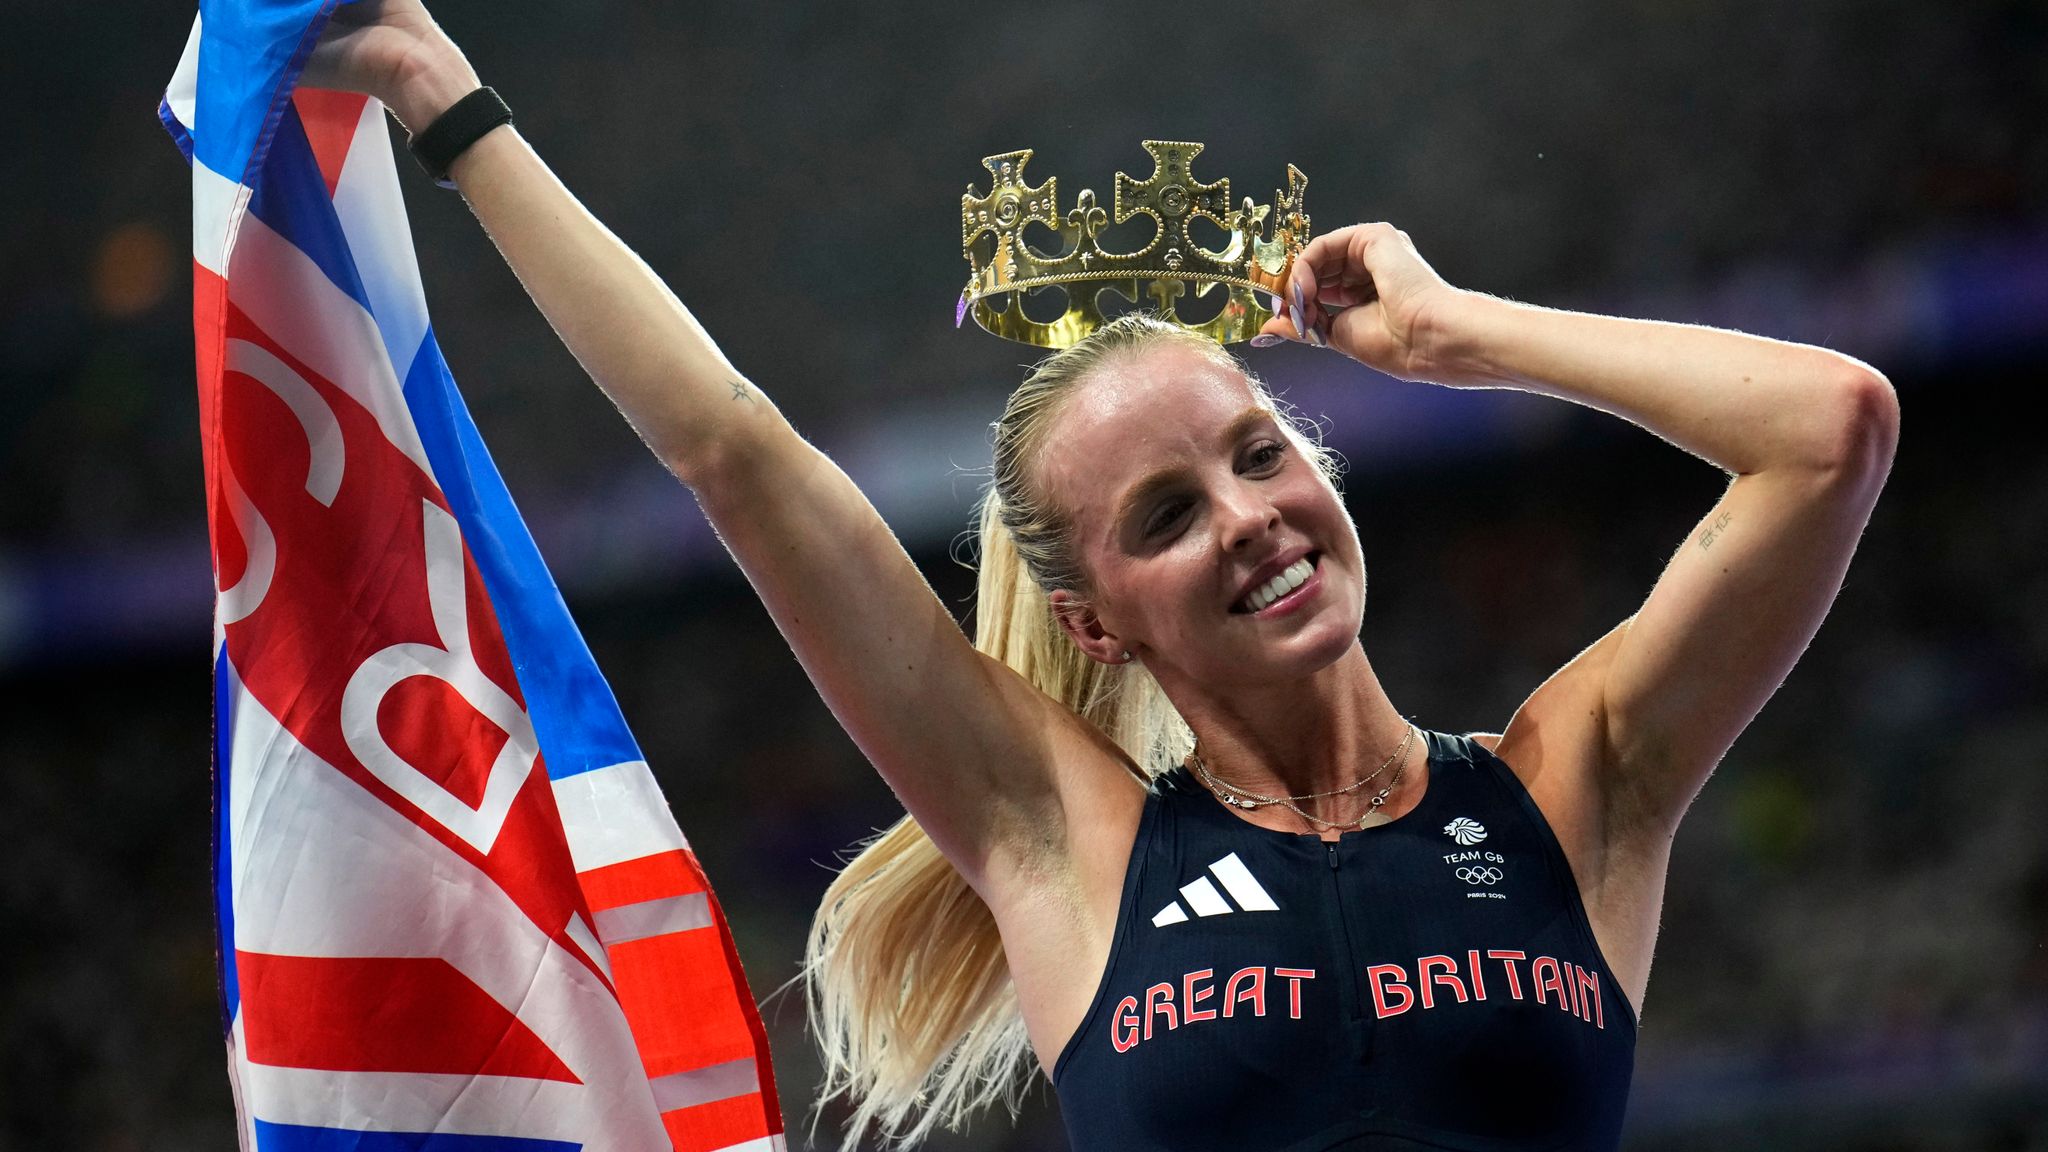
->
<box><xmin>1444</xmin><ymin>817</ymin><xmax>1488</xmax><ymax>846</ymax></box>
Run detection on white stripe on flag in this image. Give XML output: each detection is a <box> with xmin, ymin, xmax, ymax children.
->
<box><xmin>563</xmin><ymin>911</ymin><xmax>613</xmax><ymax>982</ymax></box>
<box><xmin>228</xmin><ymin>209</ymin><xmax>435</xmax><ymax>478</ymax></box>
<box><xmin>714</xmin><ymin>1137</ymin><xmax>788</xmax><ymax>1152</ymax></box>
<box><xmin>1208</xmin><ymin>852</ymin><xmax>1279</xmax><ymax>911</ymax></box>
<box><xmin>238</xmin><ymin>1064</ymin><xmax>602</xmax><ymax>1144</ymax></box>
<box><xmin>165</xmin><ymin>17</ymin><xmax>201</xmax><ymax>135</ymax></box>
<box><xmin>594</xmin><ymin>891</ymin><xmax>712</xmax><ymax>947</ymax></box>
<box><xmin>226</xmin><ymin>1013</ymin><xmax>257</xmax><ymax>1152</ymax></box>
<box><xmin>647</xmin><ymin>1057</ymin><xmax>759</xmax><ymax>1113</ymax></box>
<box><xmin>553</xmin><ymin>761</ymin><xmax>690</xmax><ymax>873</ymax></box>
<box><xmin>331</xmin><ymin>95</ymin><xmax>432</xmax><ymax>387</ymax></box>
<box><xmin>1179</xmin><ymin>876</ymin><xmax>1232</xmax><ymax>917</ymax></box>
<box><xmin>193</xmin><ymin>158</ymin><xmax>249</xmax><ymax>276</ymax></box>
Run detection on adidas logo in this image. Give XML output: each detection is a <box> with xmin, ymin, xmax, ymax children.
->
<box><xmin>1151</xmin><ymin>852</ymin><xmax>1279</xmax><ymax>927</ymax></box>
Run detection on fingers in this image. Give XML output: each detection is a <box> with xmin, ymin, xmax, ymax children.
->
<box><xmin>1284</xmin><ymin>225</ymin><xmax>1380</xmax><ymax>328</ymax></box>
<box><xmin>1249</xmin><ymin>286</ymin><xmax>1327</xmax><ymax>348</ymax></box>
<box><xmin>1249</xmin><ymin>222</ymin><xmax>1412</xmax><ymax>350</ymax></box>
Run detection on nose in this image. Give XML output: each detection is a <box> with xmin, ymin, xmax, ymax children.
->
<box><xmin>1215</xmin><ymin>477</ymin><xmax>1280</xmax><ymax>554</ymax></box>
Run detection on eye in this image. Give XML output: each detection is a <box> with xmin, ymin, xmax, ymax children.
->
<box><xmin>1243</xmin><ymin>441</ymin><xmax>1286</xmax><ymax>473</ymax></box>
<box><xmin>1145</xmin><ymin>498</ymin><xmax>1191</xmax><ymax>537</ymax></box>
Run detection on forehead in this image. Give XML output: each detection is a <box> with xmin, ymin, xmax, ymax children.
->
<box><xmin>1035</xmin><ymin>343</ymin><xmax>1266</xmax><ymax>526</ymax></box>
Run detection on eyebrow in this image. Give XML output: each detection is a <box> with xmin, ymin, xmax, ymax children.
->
<box><xmin>1112</xmin><ymin>406</ymin><xmax>1278</xmax><ymax>529</ymax></box>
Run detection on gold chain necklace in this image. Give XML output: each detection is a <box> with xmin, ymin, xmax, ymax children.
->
<box><xmin>1188</xmin><ymin>722</ymin><xmax>1419</xmax><ymax>832</ymax></box>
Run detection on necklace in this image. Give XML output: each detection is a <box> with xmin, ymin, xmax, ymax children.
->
<box><xmin>1187</xmin><ymin>722</ymin><xmax>1419</xmax><ymax>832</ymax></box>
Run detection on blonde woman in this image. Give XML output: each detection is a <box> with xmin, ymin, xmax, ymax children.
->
<box><xmin>309</xmin><ymin>5</ymin><xmax>1899</xmax><ymax>1149</ymax></box>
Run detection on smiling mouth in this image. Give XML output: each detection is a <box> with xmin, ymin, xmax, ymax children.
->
<box><xmin>1232</xmin><ymin>553</ymin><xmax>1320</xmax><ymax>614</ymax></box>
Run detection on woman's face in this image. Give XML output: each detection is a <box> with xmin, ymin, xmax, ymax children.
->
<box><xmin>1037</xmin><ymin>342</ymin><xmax>1366</xmax><ymax>691</ymax></box>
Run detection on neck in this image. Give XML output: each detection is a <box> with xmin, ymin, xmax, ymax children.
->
<box><xmin>1169</xmin><ymin>642</ymin><xmax>1415</xmax><ymax>810</ymax></box>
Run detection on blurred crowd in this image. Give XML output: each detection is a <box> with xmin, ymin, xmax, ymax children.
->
<box><xmin>3</xmin><ymin>0</ymin><xmax>2044</xmax><ymax>1148</ymax></box>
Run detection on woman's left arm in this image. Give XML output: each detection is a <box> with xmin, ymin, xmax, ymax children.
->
<box><xmin>1271</xmin><ymin>223</ymin><xmax>1900</xmax><ymax>838</ymax></box>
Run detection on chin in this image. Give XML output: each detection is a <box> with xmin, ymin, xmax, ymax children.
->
<box><xmin>1221</xmin><ymin>608</ymin><xmax>1361</xmax><ymax>686</ymax></box>
<box><xmin>1283</xmin><ymin>614</ymin><xmax>1363</xmax><ymax>673</ymax></box>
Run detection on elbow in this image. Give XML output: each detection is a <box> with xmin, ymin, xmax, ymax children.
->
<box><xmin>1811</xmin><ymin>360</ymin><xmax>1899</xmax><ymax>490</ymax></box>
<box><xmin>666</xmin><ymin>430</ymin><xmax>756</xmax><ymax>501</ymax></box>
<box><xmin>666</xmin><ymin>416</ymin><xmax>800</xmax><ymax>510</ymax></box>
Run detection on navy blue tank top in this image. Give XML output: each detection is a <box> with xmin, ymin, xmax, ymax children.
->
<box><xmin>1051</xmin><ymin>728</ymin><xmax>1637</xmax><ymax>1151</ymax></box>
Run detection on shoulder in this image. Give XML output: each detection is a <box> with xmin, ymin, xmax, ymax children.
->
<box><xmin>1470</xmin><ymin>731</ymin><xmax>1504</xmax><ymax>754</ymax></box>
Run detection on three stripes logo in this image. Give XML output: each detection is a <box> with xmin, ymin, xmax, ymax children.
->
<box><xmin>1152</xmin><ymin>852</ymin><xmax>1279</xmax><ymax>927</ymax></box>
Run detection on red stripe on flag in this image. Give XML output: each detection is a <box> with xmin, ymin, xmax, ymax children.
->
<box><xmin>579</xmin><ymin>848</ymin><xmax>707</xmax><ymax>913</ymax></box>
<box><xmin>660</xmin><ymin>1091</ymin><xmax>778</xmax><ymax>1152</ymax></box>
<box><xmin>237</xmin><ymin>952</ymin><xmax>580</xmax><ymax>1082</ymax></box>
<box><xmin>194</xmin><ymin>260</ymin><xmax>237</xmax><ymax>588</ymax></box>
<box><xmin>292</xmin><ymin>88</ymin><xmax>371</xmax><ymax>197</ymax></box>
<box><xmin>703</xmin><ymin>884</ymin><xmax>782</xmax><ymax>1124</ymax></box>
<box><xmin>610</xmin><ymin>930</ymin><xmax>752</xmax><ymax>1076</ymax></box>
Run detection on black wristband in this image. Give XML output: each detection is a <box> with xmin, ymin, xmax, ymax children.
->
<box><xmin>407</xmin><ymin>86</ymin><xmax>513</xmax><ymax>189</ymax></box>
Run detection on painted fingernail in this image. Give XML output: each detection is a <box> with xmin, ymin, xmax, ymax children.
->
<box><xmin>1267</xmin><ymin>291</ymin><xmax>1285</xmax><ymax>313</ymax></box>
<box><xmin>1250</xmin><ymin>334</ymin><xmax>1281</xmax><ymax>348</ymax></box>
<box><xmin>1288</xmin><ymin>300</ymin><xmax>1306</xmax><ymax>338</ymax></box>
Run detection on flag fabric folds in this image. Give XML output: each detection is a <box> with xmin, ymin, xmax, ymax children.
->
<box><xmin>160</xmin><ymin>3</ymin><xmax>783</xmax><ymax>1149</ymax></box>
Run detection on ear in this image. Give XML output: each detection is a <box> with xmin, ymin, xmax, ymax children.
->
<box><xmin>1048</xmin><ymin>588</ymin><xmax>1130</xmax><ymax>666</ymax></box>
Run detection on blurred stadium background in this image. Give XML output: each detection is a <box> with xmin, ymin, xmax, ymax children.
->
<box><xmin>4</xmin><ymin>0</ymin><xmax>2045</xmax><ymax>1148</ymax></box>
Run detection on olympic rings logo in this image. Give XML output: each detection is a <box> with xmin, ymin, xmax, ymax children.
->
<box><xmin>1456</xmin><ymin>866</ymin><xmax>1504</xmax><ymax>886</ymax></box>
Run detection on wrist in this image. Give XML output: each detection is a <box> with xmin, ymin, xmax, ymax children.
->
<box><xmin>386</xmin><ymin>45</ymin><xmax>481</xmax><ymax>133</ymax></box>
<box><xmin>1415</xmin><ymin>288</ymin><xmax>1515</xmax><ymax>387</ymax></box>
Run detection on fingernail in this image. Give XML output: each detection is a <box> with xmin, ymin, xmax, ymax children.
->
<box><xmin>1288</xmin><ymin>300</ymin><xmax>1306</xmax><ymax>338</ymax></box>
<box><xmin>1267</xmin><ymin>291</ymin><xmax>1285</xmax><ymax>313</ymax></box>
<box><xmin>1250</xmin><ymin>334</ymin><xmax>1281</xmax><ymax>348</ymax></box>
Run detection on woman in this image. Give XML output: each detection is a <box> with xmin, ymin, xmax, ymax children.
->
<box><xmin>308</xmin><ymin>5</ymin><xmax>1899</xmax><ymax>1149</ymax></box>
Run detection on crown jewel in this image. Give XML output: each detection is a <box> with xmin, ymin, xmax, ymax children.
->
<box><xmin>959</xmin><ymin>140</ymin><xmax>1310</xmax><ymax>348</ymax></box>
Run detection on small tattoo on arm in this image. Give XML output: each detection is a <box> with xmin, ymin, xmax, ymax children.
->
<box><xmin>1698</xmin><ymin>510</ymin><xmax>1733</xmax><ymax>550</ymax></box>
<box><xmin>729</xmin><ymin>378</ymin><xmax>754</xmax><ymax>404</ymax></box>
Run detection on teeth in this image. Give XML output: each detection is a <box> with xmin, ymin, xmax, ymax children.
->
<box><xmin>1240</xmin><ymin>557</ymin><xmax>1316</xmax><ymax>613</ymax></box>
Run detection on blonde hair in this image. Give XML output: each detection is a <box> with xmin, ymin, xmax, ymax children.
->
<box><xmin>801</xmin><ymin>314</ymin><xmax>1336</xmax><ymax>1148</ymax></box>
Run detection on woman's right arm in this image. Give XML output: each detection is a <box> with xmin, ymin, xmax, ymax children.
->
<box><xmin>312</xmin><ymin>3</ymin><xmax>1131</xmax><ymax>886</ymax></box>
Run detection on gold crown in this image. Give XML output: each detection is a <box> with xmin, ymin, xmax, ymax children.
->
<box><xmin>959</xmin><ymin>140</ymin><xmax>1310</xmax><ymax>348</ymax></box>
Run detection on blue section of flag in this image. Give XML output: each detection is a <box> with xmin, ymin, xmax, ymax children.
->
<box><xmin>213</xmin><ymin>648</ymin><xmax>240</xmax><ymax>1030</ymax></box>
<box><xmin>161</xmin><ymin>97</ymin><xmax>196</xmax><ymax>165</ymax></box>
<box><xmin>247</xmin><ymin>99</ymin><xmax>376</xmax><ymax>314</ymax></box>
<box><xmin>399</xmin><ymin>334</ymin><xmax>646</xmax><ymax>780</ymax></box>
<box><xmin>191</xmin><ymin>0</ymin><xmax>349</xmax><ymax>180</ymax></box>
<box><xmin>253</xmin><ymin>1120</ymin><xmax>582</xmax><ymax>1152</ymax></box>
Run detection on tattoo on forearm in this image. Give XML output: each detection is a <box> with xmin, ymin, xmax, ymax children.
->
<box><xmin>729</xmin><ymin>378</ymin><xmax>754</xmax><ymax>404</ymax></box>
<box><xmin>1698</xmin><ymin>510</ymin><xmax>1733</xmax><ymax>550</ymax></box>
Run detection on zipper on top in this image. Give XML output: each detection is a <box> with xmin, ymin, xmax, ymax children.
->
<box><xmin>1323</xmin><ymin>839</ymin><xmax>1367</xmax><ymax>1022</ymax></box>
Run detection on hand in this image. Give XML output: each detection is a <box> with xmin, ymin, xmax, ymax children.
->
<box><xmin>301</xmin><ymin>0</ymin><xmax>480</xmax><ymax>131</ymax></box>
<box><xmin>1255</xmin><ymin>222</ymin><xmax>1466</xmax><ymax>382</ymax></box>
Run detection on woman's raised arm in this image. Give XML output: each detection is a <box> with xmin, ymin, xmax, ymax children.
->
<box><xmin>306</xmin><ymin>2</ymin><xmax>1129</xmax><ymax>887</ymax></box>
<box><xmin>1267</xmin><ymin>222</ymin><xmax>1899</xmax><ymax>848</ymax></box>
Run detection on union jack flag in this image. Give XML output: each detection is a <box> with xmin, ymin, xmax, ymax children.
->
<box><xmin>160</xmin><ymin>3</ymin><xmax>783</xmax><ymax>1149</ymax></box>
